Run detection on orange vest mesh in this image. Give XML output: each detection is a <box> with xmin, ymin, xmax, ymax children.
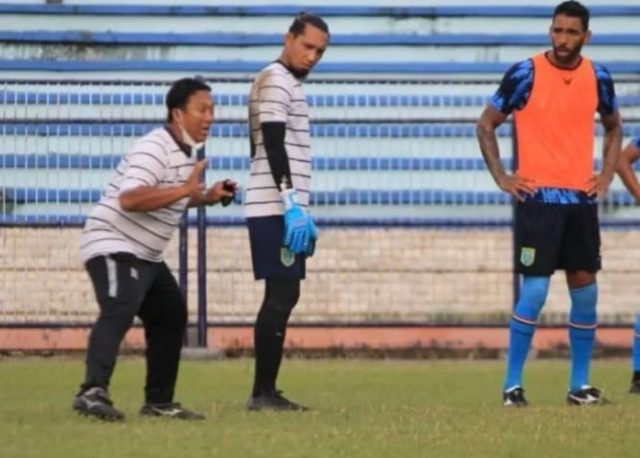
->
<box><xmin>514</xmin><ymin>53</ymin><xmax>598</xmax><ymax>191</ymax></box>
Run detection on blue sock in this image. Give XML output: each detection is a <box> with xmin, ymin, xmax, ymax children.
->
<box><xmin>633</xmin><ymin>314</ymin><xmax>640</xmax><ymax>372</ymax></box>
<box><xmin>504</xmin><ymin>276</ymin><xmax>550</xmax><ymax>391</ymax></box>
<box><xmin>568</xmin><ymin>283</ymin><xmax>598</xmax><ymax>392</ymax></box>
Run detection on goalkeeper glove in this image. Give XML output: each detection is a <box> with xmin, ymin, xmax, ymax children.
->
<box><xmin>306</xmin><ymin>214</ymin><xmax>318</xmax><ymax>257</ymax></box>
<box><xmin>281</xmin><ymin>188</ymin><xmax>311</xmax><ymax>255</ymax></box>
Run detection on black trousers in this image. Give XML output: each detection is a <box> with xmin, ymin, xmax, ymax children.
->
<box><xmin>81</xmin><ymin>253</ymin><xmax>187</xmax><ymax>404</ymax></box>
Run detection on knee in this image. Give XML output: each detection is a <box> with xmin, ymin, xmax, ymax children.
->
<box><xmin>97</xmin><ymin>301</ymin><xmax>137</xmax><ymax>328</ymax></box>
<box><xmin>516</xmin><ymin>276</ymin><xmax>550</xmax><ymax>319</ymax></box>
<box><xmin>567</xmin><ymin>270</ymin><xmax>597</xmax><ymax>289</ymax></box>
<box><xmin>171</xmin><ymin>298</ymin><xmax>188</xmax><ymax>329</ymax></box>
<box><xmin>256</xmin><ymin>303</ymin><xmax>289</xmax><ymax>337</ymax></box>
<box><xmin>151</xmin><ymin>296</ymin><xmax>187</xmax><ymax>332</ymax></box>
<box><xmin>265</xmin><ymin>279</ymin><xmax>300</xmax><ymax>313</ymax></box>
<box><xmin>257</xmin><ymin>280</ymin><xmax>300</xmax><ymax>334</ymax></box>
<box><xmin>570</xmin><ymin>283</ymin><xmax>597</xmax><ymax>322</ymax></box>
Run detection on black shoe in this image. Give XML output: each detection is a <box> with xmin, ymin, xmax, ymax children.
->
<box><xmin>567</xmin><ymin>386</ymin><xmax>612</xmax><ymax>406</ymax></box>
<box><xmin>73</xmin><ymin>387</ymin><xmax>125</xmax><ymax>421</ymax></box>
<box><xmin>140</xmin><ymin>402</ymin><xmax>205</xmax><ymax>420</ymax></box>
<box><xmin>247</xmin><ymin>389</ymin><xmax>309</xmax><ymax>412</ymax></box>
<box><xmin>503</xmin><ymin>387</ymin><xmax>529</xmax><ymax>407</ymax></box>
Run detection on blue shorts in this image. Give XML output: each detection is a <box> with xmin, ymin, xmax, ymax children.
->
<box><xmin>247</xmin><ymin>216</ymin><xmax>306</xmax><ymax>280</ymax></box>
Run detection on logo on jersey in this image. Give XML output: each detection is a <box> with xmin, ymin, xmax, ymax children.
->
<box><xmin>520</xmin><ymin>247</ymin><xmax>536</xmax><ymax>267</ymax></box>
<box><xmin>563</xmin><ymin>77</ymin><xmax>572</xmax><ymax>86</ymax></box>
<box><xmin>280</xmin><ymin>247</ymin><xmax>295</xmax><ymax>267</ymax></box>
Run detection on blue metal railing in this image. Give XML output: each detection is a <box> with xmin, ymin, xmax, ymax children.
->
<box><xmin>1</xmin><ymin>4</ymin><xmax>639</xmax><ymax>17</ymax></box>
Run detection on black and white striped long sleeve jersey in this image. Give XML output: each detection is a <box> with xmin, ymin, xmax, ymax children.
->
<box><xmin>245</xmin><ymin>61</ymin><xmax>312</xmax><ymax>218</ymax></box>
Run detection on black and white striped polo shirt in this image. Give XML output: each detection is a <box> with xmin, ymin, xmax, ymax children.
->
<box><xmin>245</xmin><ymin>61</ymin><xmax>311</xmax><ymax>218</ymax></box>
<box><xmin>80</xmin><ymin>127</ymin><xmax>195</xmax><ymax>262</ymax></box>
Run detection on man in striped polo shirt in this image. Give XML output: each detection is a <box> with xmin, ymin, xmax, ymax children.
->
<box><xmin>617</xmin><ymin>136</ymin><xmax>640</xmax><ymax>393</ymax></box>
<box><xmin>245</xmin><ymin>13</ymin><xmax>329</xmax><ymax>411</ymax></box>
<box><xmin>73</xmin><ymin>78</ymin><xmax>236</xmax><ymax>421</ymax></box>
<box><xmin>477</xmin><ymin>1</ymin><xmax>622</xmax><ymax>407</ymax></box>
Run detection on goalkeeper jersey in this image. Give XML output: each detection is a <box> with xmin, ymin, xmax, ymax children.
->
<box><xmin>245</xmin><ymin>61</ymin><xmax>312</xmax><ymax>218</ymax></box>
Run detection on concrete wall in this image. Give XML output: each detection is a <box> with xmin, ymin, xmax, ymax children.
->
<box><xmin>2</xmin><ymin>226</ymin><xmax>639</xmax><ymax>325</ymax></box>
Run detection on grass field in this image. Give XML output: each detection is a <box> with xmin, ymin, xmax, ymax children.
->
<box><xmin>1</xmin><ymin>357</ymin><xmax>639</xmax><ymax>457</ymax></box>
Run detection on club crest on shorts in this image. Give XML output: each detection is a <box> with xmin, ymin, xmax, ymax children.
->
<box><xmin>520</xmin><ymin>247</ymin><xmax>536</xmax><ymax>267</ymax></box>
<box><xmin>280</xmin><ymin>247</ymin><xmax>295</xmax><ymax>267</ymax></box>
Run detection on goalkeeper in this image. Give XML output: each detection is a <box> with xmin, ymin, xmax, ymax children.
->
<box><xmin>244</xmin><ymin>12</ymin><xmax>329</xmax><ymax>411</ymax></box>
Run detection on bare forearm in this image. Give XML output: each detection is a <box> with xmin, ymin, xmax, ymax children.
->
<box><xmin>188</xmin><ymin>193</ymin><xmax>215</xmax><ymax>208</ymax></box>
<box><xmin>477</xmin><ymin>122</ymin><xmax>507</xmax><ymax>184</ymax></box>
<box><xmin>119</xmin><ymin>186</ymin><xmax>189</xmax><ymax>212</ymax></box>
<box><xmin>618</xmin><ymin>161</ymin><xmax>640</xmax><ymax>199</ymax></box>
<box><xmin>601</xmin><ymin>124</ymin><xmax>623</xmax><ymax>179</ymax></box>
<box><xmin>618</xmin><ymin>143</ymin><xmax>640</xmax><ymax>200</ymax></box>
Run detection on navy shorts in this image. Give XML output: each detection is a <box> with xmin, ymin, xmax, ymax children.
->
<box><xmin>247</xmin><ymin>216</ymin><xmax>306</xmax><ymax>280</ymax></box>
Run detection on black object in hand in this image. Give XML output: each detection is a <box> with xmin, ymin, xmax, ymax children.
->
<box><xmin>221</xmin><ymin>180</ymin><xmax>235</xmax><ymax>207</ymax></box>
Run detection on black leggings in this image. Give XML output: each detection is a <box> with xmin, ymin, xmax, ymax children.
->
<box><xmin>252</xmin><ymin>277</ymin><xmax>300</xmax><ymax>395</ymax></box>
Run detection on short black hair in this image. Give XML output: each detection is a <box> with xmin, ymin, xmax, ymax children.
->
<box><xmin>166</xmin><ymin>77</ymin><xmax>211</xmax><ymax>122</ymax></box>
<box><xmin>553</xmin><ymin>1</ymin><xmax>590</xmax><ymax>31</ymax></box>
<box><xmin>288</xmin><ymin>12</ymin><xmax>329</xmax><ymax>37</ymax></box>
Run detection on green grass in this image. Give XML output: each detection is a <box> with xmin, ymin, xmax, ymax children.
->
<box><xmin>0</xmin><ymin>357</ymin><xmax>639</xmax><ymax>457</ymax></box>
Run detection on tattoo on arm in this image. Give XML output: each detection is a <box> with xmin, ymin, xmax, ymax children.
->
<box><xmin>600</xmin><ymin>112</ymin><xmax>623</xmax><ymax>177</ymax></box>
<box><xmin>477</xmin><ymin>108</ymin><xmax>508</xmax><ymax>184</ymax></box>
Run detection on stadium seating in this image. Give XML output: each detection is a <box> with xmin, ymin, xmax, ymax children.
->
<box><xmin>1</xmin><ymin>1</ymin><xmax>639</xmax><ymax>325</ymax></box>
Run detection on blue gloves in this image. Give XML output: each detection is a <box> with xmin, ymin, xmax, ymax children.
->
<box><xmin>306</xmin><ymin>215</ymin><xmax>318</xmax><ymax>257</ymax></box>
<box><xmin>281</xmin><ymin>188</ymin><xmax>319</xmax><ymax>256</ymax></box>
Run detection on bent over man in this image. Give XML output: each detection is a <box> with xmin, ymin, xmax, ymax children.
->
<box><xmin>74</xmin><ymin>78</ymin><xmax>236</xmax><ymax>421</ymax></box>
